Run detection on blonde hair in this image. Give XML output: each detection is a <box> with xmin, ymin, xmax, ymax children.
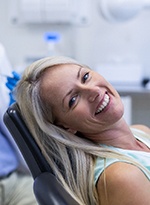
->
<box><xmin>15</xmin><ymin>56</ymin><xmax>149</xmax><ymax>205</ymax></box>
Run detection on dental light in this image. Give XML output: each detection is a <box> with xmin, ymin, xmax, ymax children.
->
<box><xmin>98</xmin><ymin>0</ymin><xmax>150</xmax><ymax>22</ymax></box>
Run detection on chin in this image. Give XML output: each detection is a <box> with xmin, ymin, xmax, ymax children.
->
<box><xmin>117</xmin><ymin>107</ymin><xmax>125</xmax><ymax>120</ymax></box>
<box><xmin>113</xmin><ymin>103</ymin><xmax>124</xmax><ymax>121</ymax></box>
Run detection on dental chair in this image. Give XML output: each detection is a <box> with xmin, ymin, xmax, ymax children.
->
<box><xmin>3</xmin><ymin>103</ymin><xmax>79</xmax><ymax>205</ymax></box>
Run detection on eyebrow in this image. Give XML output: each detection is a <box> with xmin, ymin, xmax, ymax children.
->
<box><xmin>62</xmin><ymin>66</ymin><xmax>82</xmax><ymax>108</ymax></box>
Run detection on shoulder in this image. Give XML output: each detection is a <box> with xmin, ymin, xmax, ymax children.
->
<box><xmin>130</xmin><ymin>124</ymin><xmax>150</xmax><ymax>134</ymax></box>
<box><xmin>97</xmin><ymin>162</ymin><xmax>150</xmax><ymax>205</ymax></box>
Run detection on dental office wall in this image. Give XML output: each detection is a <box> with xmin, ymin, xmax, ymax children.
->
<box><xmin>0</xmin><ymin>0</ymin><xmax>149</xmax><ymax>126</ymax></box>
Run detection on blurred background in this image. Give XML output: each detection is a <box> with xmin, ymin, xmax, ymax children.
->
<box><xmin>0</xmin><ymin>0</ymin><xmax>150</xmax><ymax>126</ymax></box>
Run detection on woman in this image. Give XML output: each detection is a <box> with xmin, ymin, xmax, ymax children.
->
<box><xmin>15</xmin><ymin>56</ymin><xmax>150</xmax><ymax>205</ymax></box>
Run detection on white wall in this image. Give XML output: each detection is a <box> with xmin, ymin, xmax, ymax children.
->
<box><xmin>0</xmin><ymin>0</ymin><xmax>150</xmax><ymax>126</ymax></box>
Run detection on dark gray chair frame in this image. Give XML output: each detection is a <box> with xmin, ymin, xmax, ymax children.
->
<box><xmin>3</xmin><ymin>103</ymin><xmax>79</xmax><ymax>205</ymax></box>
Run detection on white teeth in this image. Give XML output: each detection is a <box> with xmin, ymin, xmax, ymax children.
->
<box><xmin>95</xmin><ymin>93</ymin><xmax>110</xmax><ymax>114</ymax></box>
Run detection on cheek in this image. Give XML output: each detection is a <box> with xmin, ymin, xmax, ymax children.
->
<box><xmin>64</xmin><ymin>106</ymin><xmax>90</xmax><ymax>128</ymax></box>
<box><xmin>73</xmin><ymin>101</ymin><xmax>91</xmax><ymax>119</ymax></box>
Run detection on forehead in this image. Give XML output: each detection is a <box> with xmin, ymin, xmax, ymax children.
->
<box><xmin>40</xmin><ymin>64</ymin><xmax>80</xmax><ymax>102</ymax></box>
<box><xmin>42</xmin><ymin>64</ymin><xmax>80</xmax><ymax>86</ymax></box>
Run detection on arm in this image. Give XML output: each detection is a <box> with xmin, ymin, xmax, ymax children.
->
<box><xmin>97</xmin><ymin>162</ymin><xmax>150</xmax><ymax>205</ymax></box>
<box><xmin>0</xmin><ymin>44</ymin><xmax>28</xmax><ymax>173</ymax></box>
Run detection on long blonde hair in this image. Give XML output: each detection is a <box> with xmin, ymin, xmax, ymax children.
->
<box><xmin>15</xmin><ymin>56</ymin><xmax>149</xmax><ymax>205</ymax></box>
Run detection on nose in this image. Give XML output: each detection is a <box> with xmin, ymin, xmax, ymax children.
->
<box><xmin>81</xmin><ymin>85</ymin><xmax>100</xmax><ymax>103</ymax></box>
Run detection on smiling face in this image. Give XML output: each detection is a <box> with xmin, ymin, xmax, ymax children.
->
<box><xmin>40</xmin><ymin>64</ymin><xmax>124</xmax><ymax>142</ymax></box>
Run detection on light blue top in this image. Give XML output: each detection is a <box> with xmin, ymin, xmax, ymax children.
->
<box><xmin>94</xmin><ymin>128</ymin><xmax>150</xmax><ymax>184</ymax></box>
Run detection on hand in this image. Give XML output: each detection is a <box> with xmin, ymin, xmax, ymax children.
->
<box><xmin>5</xmin><ymin>71</ymin><xmax>21</xmax><ymax>105</ymax></box>
<box><xmin>6</xmin><ymin>71</ymin><xmax>20</xmax><ymax>91</ymax></box>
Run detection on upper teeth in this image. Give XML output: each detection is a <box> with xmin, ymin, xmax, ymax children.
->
<box><xmin>95</xmin><ymin>93</ymin><xmax>110</xmax><ymax>114</ymax></box>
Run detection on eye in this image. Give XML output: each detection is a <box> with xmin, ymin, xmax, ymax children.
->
<box><xmin>82</xmin><ymin>72</ymin><xmax>89</xmax><ymax>83</ymax></box>
<box><xmin>69</xmin><ymin>96</ymin><xmax>76</xmax><ymax>108</ymax></box>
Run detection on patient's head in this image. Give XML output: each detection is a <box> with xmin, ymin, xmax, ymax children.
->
<box><xmin>15</xmin><ymin>56</ymin><xmax>123</xmax><ymax>142</ymax></box>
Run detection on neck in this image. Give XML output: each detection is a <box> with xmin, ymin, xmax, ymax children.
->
<box><xmin>89</xmin><ymin>118</ymin><xmax>137</xmax><ymax>149</ymax></box>
<box><xmin>90</xmin><ymin>119</ymin><xmax>150</xmax><ymax>152</ymax></box>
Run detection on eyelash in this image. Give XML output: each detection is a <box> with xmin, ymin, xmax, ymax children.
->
<box><xmin>69</xmin><ymin>72</ymin><xmax>89</xmax><ymax>108</ymax></box>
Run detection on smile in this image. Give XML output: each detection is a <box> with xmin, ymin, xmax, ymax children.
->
<box><xmin>95</xmin><ymin>93</ymin><xmax>110</xmax><ymax>114</ymax></box>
